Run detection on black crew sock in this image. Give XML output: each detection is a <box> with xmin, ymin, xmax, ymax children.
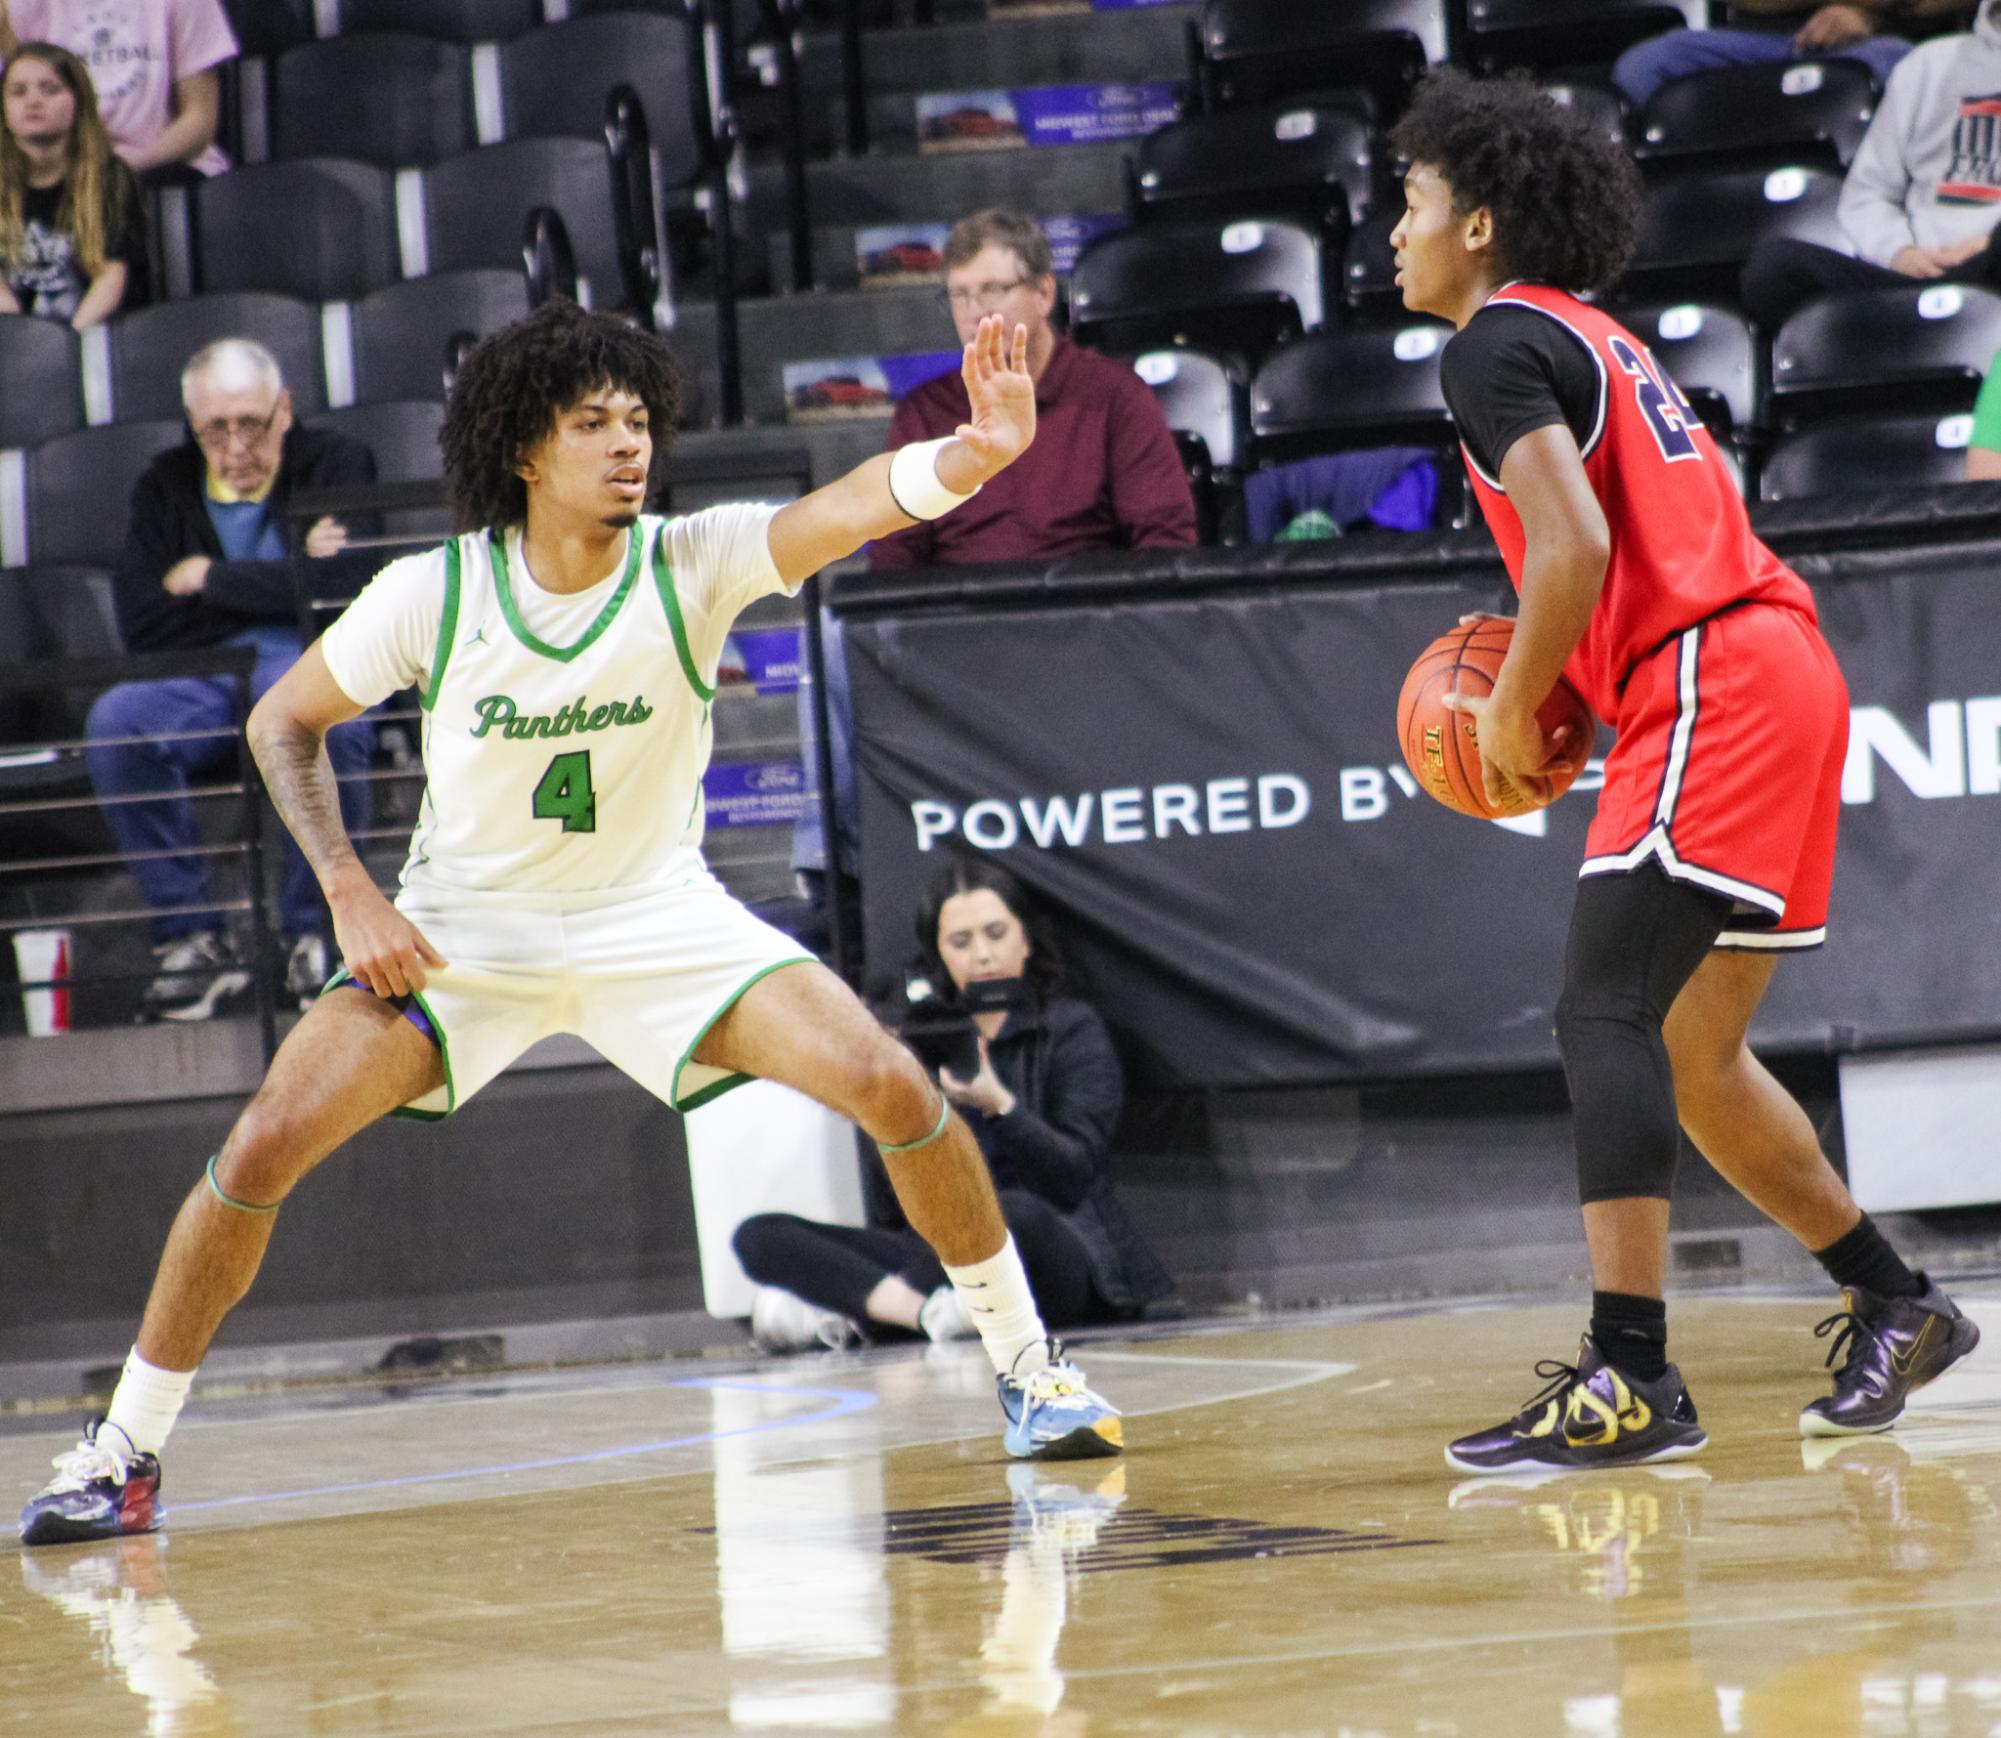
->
<box><xmin>1813</xmin><ymin>1213</ymin><xmax>1923</xmax><ymax>1302</ymax></box>
<box><xmin>1590</xmin><ymin>1290</ymin><xmax>1669</xmax><ymax>1384</ymax></box>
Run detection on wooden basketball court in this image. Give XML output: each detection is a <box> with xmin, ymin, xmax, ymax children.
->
<box><xmin>7</xmin><ymin>1288</ymin><xmax>1999</xmax><ymax>1736</ymax></box>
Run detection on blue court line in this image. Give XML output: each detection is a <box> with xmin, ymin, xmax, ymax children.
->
<box><xmin>174</xmin><ymin>1379</ymin><xmax>878</xmax><ymax>1513</ymax></box>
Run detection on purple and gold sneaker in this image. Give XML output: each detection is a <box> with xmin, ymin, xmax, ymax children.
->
<box><xmin>1446</xmin><ymin>1335</ymin><xmax>1706</xmax><ymax>1476</ymax></box>
<box><xmin>1800</xmin><ymin>1277</ymin><xmax>1980</xmax><ymax>1438</ymax></box>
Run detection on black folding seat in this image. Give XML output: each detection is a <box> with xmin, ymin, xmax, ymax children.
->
<box><xmin>350</xmin><ymin>270</ymin><xmax>531</xmax><ymax>404</ymax></box>
<box><xmin>1622</xmin><ymin>164</ymin><xmax>1845</xmax><ymax>304</ymax></box>
<box><xmin>308</xmin><ymin>401</ymin><xmax>452</xmax><ymax>544</ymax></box>
<box><xmin>1248</xmin><ymin>323</ymin><xmax>1455</xmax><ymax>459</ymax></box>
<box><xmin>1192</xmin><ymin>0</ymin><xmax>1446</xmax><ymax>123</ymax></box>
<box><xmin>108</xmin><ymin>294</ymin><xmax>327</xmax><ymax>425</ymax></box>
<box><xmin>1342</xmin><ymin>210</ymin><xmax>1403</xmax><ymax>322</ymax></box>
<box><xmin>336</xmin><ymin>0</ymin><xmax>541</xmax><ymax>40</ymax></box>
<box><xmin>1070</xmin><ymin>218</ymin><xmax>1327</xmax><ymax>367</ymax></box>
<box><xmin>270</xmin><ymin>35</ymin><xmax>476</xmax><ymax>168</ymax></box>
<box><xmin>1770</xmin><ymin>282</ymin><xmax>2001</xmax><ymax>423</ymax></box>
<box><xmin>1760</xmin><ymin>412</ymin><xmax>1976</xmax><ymax>502</ymax></box>
<box><xmin>26</xmin><ymin>421</ymin><xmax>188</xmax><ymax>567</ymax></box>
<box><xmin>1131</xmin><ymin>105</ymin><xmax>1374</xmax><ymax>247</ymax></box>
<box><xmin>422</xmin><ymin>139</ymin><xmax>641</xmax><ymax>315</ymax></box>
<box><xmin>1615</xmin><ymin>302</ymin><xmax>1759</xmax><ymax>437</ymax></box>
<box><xmin>1634</xmin><ymin>58</ymin><xmax>1876</xmax><ymax>175</ymax></box>
<box><xmin>1129</xmin><ymin>348</ymin><xmax>1248</xmax><ymax>475</ymax></box>
<box><xmin>220</xmin><ymin>0</ymin><xmax>316</xmax><ymax>55</ymax></box>
<box><xmin>1542</xmin><ymin>81</ymin><xmax>1630</xmax><ymax>144</ymax></box>
<box><xmin>1454</xmin><ymin>0</ymin><xmax>1691</xmax><ymax>74</ymax></box>
<box><xmin>0</xmin><ymin>316</ymin><xmax>85</xmax><ymax>448</ymax></box>
<box><xmin>496</xmin><ymin>13</ymin><xmax>705</xmax><ymax>176</ymax></box>
<box><xmin>193</xmin><ymin>160</ymin><xmax>402</xmax><ymax>301</ymax></box>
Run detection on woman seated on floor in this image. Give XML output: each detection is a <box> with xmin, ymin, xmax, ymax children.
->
<box><xmin>736</xmin><ymin>857</ymin><xmax>1173</xmax><ymax>1351</ymax></box>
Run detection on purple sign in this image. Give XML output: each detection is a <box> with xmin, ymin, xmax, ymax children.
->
<box><xmin>718</xmin><ymin>627</ymin><xmax>803</xmax><ymax>695</ymax></box>
<box><xmin>1010</xmin><ymin>81</ymin><xmax>1180</xmax><ymax>148</ymax></box>
<box><xmin>1041</xmin><ymin>212</ymin><xmax>1124</xmax><ymax>275</ymax></box>
<box><xmin>706</xmin><ymin>759</ymin><xmax>808</xmax><ymax>829</ymax></box>
<box><xmin>879</xmin><ymin>350</ymin><xmax>962</xmax><ymax>399</ymax></box>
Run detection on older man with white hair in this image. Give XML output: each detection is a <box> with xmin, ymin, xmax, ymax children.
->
<box><xmin>89</xmin><ymin>338</ymin><xmax>378</xmax><ymax>1021</ymax></box>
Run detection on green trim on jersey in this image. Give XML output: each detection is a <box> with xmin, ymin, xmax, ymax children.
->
<box><xmin>670</xmin><ymin>955</ymin><xmax>815</xmax><ymax>1111</ymax></box>
<box><xmin>490</xmin><ymin>524</ymin><xmax>644</xmax><ymax>663</ymax></box>
<box><xmin>651</xmin><ymin>537</ymin><xmax>716</xmax><ymax>703</ymax></box>
<box><xmin>321</xmin><ymin>970</ymin><xmax>457</xmax><ymax>1118</ymax></box>
<box><xmin>1972</xmin><ymin>359</ymin><xmax>2001</xmax><ymax>456</ymax></box>
<box><xmin>420</xmin><ymin>538</ymin><xmax>463</xmax><ymax>712</ymax></box>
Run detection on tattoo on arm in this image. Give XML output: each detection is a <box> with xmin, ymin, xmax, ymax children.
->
<box><xmin>252</xmin><ymin>721</ymin><xmax>363</xmax><ymax>887</ymax></box>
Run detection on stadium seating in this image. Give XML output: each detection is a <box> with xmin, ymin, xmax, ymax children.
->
<box><xmin>336</xmin><ymin>0</ymin><xmax>541</xmax><ymax>41</ymax></box>
<box><xmin>421</xmin><ymin>139</ymin><xmax>642</xmax><ymax>316</ymax></box>
<box><xmin>349</xmin><ymin>271</ymin><xmax>532</xmax><ymax>405</ymax></box>
<box><xmin>1616</xmin><ymin>302</ymin><xmax>1758</xmax><ymax>437</ymax></box>
<box><xmin>1130</xmin><ymin>348</ymin><xmax>1248</xmax><ymax>475</ymax></box>
<box><xmin>1130</xmin><ymin>105</ymin><xmax>1376</xmax><ymax>243</ymax></box>
<box><xmin>1248</xmin><ymin>323</ymin><xmax>1455</xmax><ymax>460</ymax></box>
<box><xmin>25</xmin><ymin>421</ymin><xmax>187</xmax><ymax>568</ymax></box>
<box><xmin>1761</xmin><ymin>412</ymin><xmax>1975</xmax><ymax>502</ymax></box>
<box><xmin>108</xmin><ymin>295</ymin><xmax>327</xmax><ymax>424</ymax></box>
<box><xmin>1192</xmin><ymin>0</ymin><xmax>1446</xmax><ymax>121</ymax></box>
<box><xmin>192</xmin><ymin>160</ymin><xmax>403</xmax><ymax>302</ymax></box>
<box><xmin>1622</xmin><ymin>164</ymin><xmax>1845</xmax><ymax>304</ymax></box>
<box><xmin>1543</xmin><ymin>81</ymin><xmax>1630</xmax><ymax>144</ymax></box>
<box><xmin>1769</xmin><ymin>283</ymin><xmax>2001</xmax><ymax>423</ymax></box>
<box><xmin>1453</xmin><ymin>0</ymin><xmax>1693</xmax><ymax>74</ymax></box>
<box><xmin>1342</xmin><ymin>212</ymin><xmax>1404</xmax><ymax>322</ymax></box>
<box><xmin>0</xmin><ymin>317</ymin><xmax>86</xmax><ymax>449</ymax></box>
<box><xmin>496</xmin><ymin>13</ymin><xmax>705</xmax><ymax>176</ymax></box>
<box><xmin>1070</xmin><ymin>218</ymin><xmax>1326</xmax><ymax>366</ymax></box>
<box><xmin>270</xmin><ymin>35</ymin><xmax>477</xmax><ymax>168</ymax></box>
<box><xmin>1634</xmin><ymin>58</ymin><xmax>1876</xmax><ymax>175</ymax></box>
<box><xmin>219</xmin><ymin>0</ymin><xmax>315</xmax><ymax>57</ymax></box>
<box><xmin>307</xmin><ymin>401</ymin><xmax>453</xmax><ymax>545</ymax></box>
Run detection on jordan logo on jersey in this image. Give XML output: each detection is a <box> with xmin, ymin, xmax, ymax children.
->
<box><xmin>470</xmin><ymin>692</ymin><xmax>656</xmax><ymax>741</ymax></box>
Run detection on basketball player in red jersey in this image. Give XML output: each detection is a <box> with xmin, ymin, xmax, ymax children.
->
<box><xmin>1388</xmin><ymin>71</ymin><xmax>1978</xmax><ymax>1474</ymax></box>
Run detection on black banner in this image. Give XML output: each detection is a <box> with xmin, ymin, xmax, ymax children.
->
<box><xmin>838</xmin><ymin>517</ymin><xmax>2001</xmax><ymax>1089</ymax></box>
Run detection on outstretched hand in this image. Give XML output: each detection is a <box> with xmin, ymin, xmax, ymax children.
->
<box><xmin>952</xmin><ymin>313</ymin><xmax>1036</xmax><ymax>479</ymax></box>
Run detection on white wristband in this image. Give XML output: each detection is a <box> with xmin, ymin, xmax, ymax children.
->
<box><xmin>888</xmin><ymin>437</ymin><xmax>981</xmax><ymax>522</ymax></box>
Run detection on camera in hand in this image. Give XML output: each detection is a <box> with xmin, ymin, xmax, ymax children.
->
<box><xmin>898</xmin><ymin>975</ymin><xmax>1025</xmax><ymax>1081</ymax></box>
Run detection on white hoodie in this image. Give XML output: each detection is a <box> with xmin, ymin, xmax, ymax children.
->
<box><xmin>1839</xmin><ymin>0</ymin><xmax>2001</xmax><ymax>264</ymax></box>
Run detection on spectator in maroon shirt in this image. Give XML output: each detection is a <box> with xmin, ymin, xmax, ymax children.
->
<box><xmin>869</xmin><ymin>208</ymin><xmax>1197</xmax><ymax>570</ymax></box>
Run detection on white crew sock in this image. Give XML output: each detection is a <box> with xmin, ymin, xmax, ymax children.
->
<box><xmin>102</xmin><ymin>1349</ymin><xmax>195</xmax><ymax>1460</ymax></box>
<box><xmin>943</xmin><ymin>1235</ymin><xmax>1050</xmax><ymax>1379</ymax></box>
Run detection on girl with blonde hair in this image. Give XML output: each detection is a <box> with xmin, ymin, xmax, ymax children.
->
<box><xmin>0</xmin><ymin>41</ymin><xmax>143</xmax><ymax>328</ymax></box>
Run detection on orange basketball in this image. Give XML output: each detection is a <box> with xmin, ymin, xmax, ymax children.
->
<box><xmin>1396</xmin><ymin>616</ymin><xmax>1594</xmax><ymax>819</ymax></box>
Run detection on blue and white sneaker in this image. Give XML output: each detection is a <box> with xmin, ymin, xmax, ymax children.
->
<box><xmin>19</xmin><ymin>1420</ymin><xmax>163</xmax><ymax>1548</ymax></box>
<box><xmin>997</xmin><ymin>1344</ymin><xmax>1123</xmax><ymax>1461</ymax></box>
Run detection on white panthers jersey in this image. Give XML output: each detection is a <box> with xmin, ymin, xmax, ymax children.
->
<box><xmin>320</xmin><ymin>505</ymin><xmax>789</xmax><ymax>897</ymax></box>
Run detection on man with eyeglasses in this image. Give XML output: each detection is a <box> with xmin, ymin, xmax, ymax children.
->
<box><xmin>871</xmin><ymin>208</ymin><xmax>1195</xmax><ymax>569</ymax></box>
<box><xmin>88</xmin><ymin>338</ymin><xmax>378</xmax><ymax>1021</ymax></box>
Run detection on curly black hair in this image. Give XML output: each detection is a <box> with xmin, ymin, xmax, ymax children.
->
<box><xmin>440</xmin><ymin>298</ymin><xmax>687</xmax><ymax>531</ymax></box>
<box><xmin>1389</xmin><ymin>68</ymin><xmax>1643</xmax><ymax>296</ymax></box>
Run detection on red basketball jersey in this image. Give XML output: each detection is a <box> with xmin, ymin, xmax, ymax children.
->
<box><xmin>1459</xmin><ymin>285</ymin><xmax>1816</xmax><ymax>722</ymax></box>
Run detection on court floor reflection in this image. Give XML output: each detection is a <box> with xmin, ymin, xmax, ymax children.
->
<box><xmin>4</xmin><ymin>1293</ymin><xmax>2001</xmax><ymax>1736</ymax></box>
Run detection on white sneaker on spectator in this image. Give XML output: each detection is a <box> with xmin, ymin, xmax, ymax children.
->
<box><xmin>920</xmin><ymin>1283</ymin><xmax>976</xmax><ymax>1342</ymax></box>
<box><xmin>140</xmin><ymin>934</ymin><xmax>250</xmax><ymax>1024</ymax></box>
<box><xmin>284</xmin><ymin>933</ymin><xmax>330</xmax><ymax>1011</ymax></box>
<box><xmin>749</xmin><ymin>1285</ymin><xmax>861</xmax><ymax>1354</ymax></box>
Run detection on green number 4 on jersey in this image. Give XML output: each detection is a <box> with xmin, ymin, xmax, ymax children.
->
<box><xmin>532</xmin><ymin>750</ymin><xmax>597</xmax><ymax>833</ymax></box>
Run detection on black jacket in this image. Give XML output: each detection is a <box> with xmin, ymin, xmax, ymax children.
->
<box><xmin>110</xmin><ymin>426</ymin><xmax>379</xmax><ymax>653</ymax></box>
<box><xmin>875</xmin><ymin>994</ymin><xmax>1174</xmax><ymax>1314</ymax></box>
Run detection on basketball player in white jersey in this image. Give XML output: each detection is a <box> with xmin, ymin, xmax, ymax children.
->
<box><xmin>21</xmin><ymin>300</ymin><xmax>1121</xmax><ymax>1548</ymax></box>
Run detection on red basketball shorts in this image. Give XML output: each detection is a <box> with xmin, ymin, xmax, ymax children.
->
<box><xmin>1580</xmin><ymin>601</ymin><xmax>1848</xmax><ymax>950</ymax></box>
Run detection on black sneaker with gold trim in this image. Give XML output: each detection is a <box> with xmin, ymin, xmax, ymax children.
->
<box><xmin>1799</xmin><ymin>1277</ymin><xmax>1980</xmax><ymax>1438</ymax></box>
<box><xmin>1445</xmin><ymin>1335</ymin><xmax>1707</xmax><ymax>1476</ymax></box>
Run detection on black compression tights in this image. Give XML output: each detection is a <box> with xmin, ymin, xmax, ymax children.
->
<box><xmin>1558</xmin><ymin>863</ymin><xmax>1733</xmax><ymax>1205</ymax></box>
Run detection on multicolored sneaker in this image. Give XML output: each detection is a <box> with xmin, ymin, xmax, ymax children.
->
<box><xmin>998</xmin><ymin>1345</ymin><xmax>1123</xmax><ymax>1461</ymax></box>
<box><xmin>1445</xmin><ymin>1335</ymin><xmax>1707</xmax><ymax>1476</ymax></box>
<box><xmin>19</xmin><ymin>1420</ymin><xmax>163</xmax><ymax>1547</ymax></box>
<box><xmin>1799</xmin><ymin>1276</ymin><xmax>1980</xmax><ymax>1438</ymax></box>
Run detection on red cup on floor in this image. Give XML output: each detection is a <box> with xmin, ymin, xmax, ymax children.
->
<box><xmin>13</xmin><ymin>928</ymin><xmax>72</xmax><ymax>1036</ymax></box>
